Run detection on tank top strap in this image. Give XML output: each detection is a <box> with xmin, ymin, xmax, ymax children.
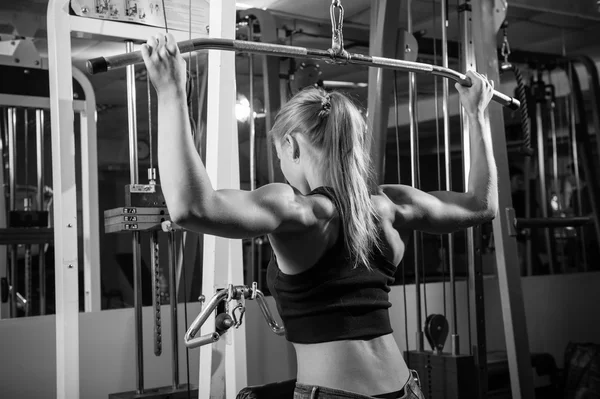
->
<box><xmin>307</xmin><ymin>186</ymin><xmax>345</xmax><ymax>252</ymax></box>
<box><xmin>307</xmin><ymin>186</ymin><xmax>340</xmax><ymax>208</ymax></box>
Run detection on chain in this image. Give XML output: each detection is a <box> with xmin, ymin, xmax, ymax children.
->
<box><xmin>501</xmin><ymin>24</ymin><xmax>511</xmax><ymax>65</ymax></box>
<box><xmin>151</xmin><ymin>231</ymin><xmax>162</xmax><ymax>356</ymax></box>
<box><xmin>329</xmin><ymin>0</ymin><xmax>348</xmax><ymax>60</ymax></box>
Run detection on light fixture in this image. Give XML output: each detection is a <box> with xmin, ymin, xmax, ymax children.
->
<box><xmin>322</xmin><ymin>80</ymin><xmax>368</xmax><ymax>89</ymax></box>
<box><xmin>236</xmin><ymin>95</ymin><xmax>251</xmax><ymax>122</ymax></box>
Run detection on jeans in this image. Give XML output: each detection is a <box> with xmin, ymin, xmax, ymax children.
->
<box><xmin>293</xmin><ymin>370</ymin><xmax>425</xmax><ymax>399</ymax></box>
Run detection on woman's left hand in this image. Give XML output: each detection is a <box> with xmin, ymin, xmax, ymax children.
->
<box><xmin>141</xmin><ymin>32</ymin><xmax>187</xmax><ymax>96</ymax></box>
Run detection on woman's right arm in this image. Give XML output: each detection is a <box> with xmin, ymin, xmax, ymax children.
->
<box><xmin>380</xmin><ymin>71</ymin><xmax>498</xmax><ymax>235</ymax></box>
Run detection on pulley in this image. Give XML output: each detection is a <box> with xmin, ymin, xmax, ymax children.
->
<box><xmin>424</xmin><ymin>314</ymin><xmax>449</xmax><ymax>354</ymax></box>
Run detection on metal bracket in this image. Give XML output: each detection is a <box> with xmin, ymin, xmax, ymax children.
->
<box><xmin>0</xmin><ymin>13</ymin><xmax>45</xmax><ymax>69</ymax></box>
<box><xmin>184</xmin><ymin>283</ymin><xmax>285</xmax><ymax>349</ymax></box>
<box><xmin>505</xmin><ymin>207</ymin><xmax>518</xmax><ymax>237</ymax></box>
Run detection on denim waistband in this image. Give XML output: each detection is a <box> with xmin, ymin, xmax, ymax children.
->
<box><xmin>293</xmin><ymin>370</ymin><xmax>424</xmax><ymax>399</ymax></box>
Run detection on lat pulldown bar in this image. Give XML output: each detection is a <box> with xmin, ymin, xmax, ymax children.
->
<box><xmin>86</xmin><ymin>38</ymin><xmax>520</xmax><ymax>110</ymax></box>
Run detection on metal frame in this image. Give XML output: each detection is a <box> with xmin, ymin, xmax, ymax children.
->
<box><xmin>48</xmin><ymin>1</ymin><xmax>532</xmax><ymax>399</ymax></box>
<box><xmin>46</xmin><ymin>1</ymin><xmax>203</xmax><ymax>397</ymax></box>
<box><xmin>237</xmin><ymin>8</ymin><xmax>283</xmax><ymax>185</ymax></box>
<box><xmin>459</xmin><ymin>2</ymin><xmax>487</xmax><ymax>396</ymax></box>
<box><xmin>0</xmin><ymin>90</ymin><xmax>96</xmax><ymax>321</ymax></box>
<box><xmin>0</xmin><ymin>109</ymin><xmax>6</xmax><ymax>319</ymax></box>
<box><xmin>199</xmin><ymin>2</ymin><xmax>248</xmax><ymax>397</ymax></box>
<box><xmin>471</xmin><ymin>1</ymin><xmax>535</xmax><ymax>398</ymax></box>
<box><xmin>366</xmin><ymin>0</ymin><xmax>404</xmax><ymax>182</ymax></box>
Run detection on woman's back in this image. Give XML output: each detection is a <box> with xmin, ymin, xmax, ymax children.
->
<box><xmin>267</xmin><ymin>187</ymin><xmax>412</xmax><ymax>396</ymax></box>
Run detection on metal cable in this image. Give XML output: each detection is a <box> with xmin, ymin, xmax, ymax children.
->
<box><xmin>432</xmin><ymin>0</ymin><xmax>446</xmax><ymax>320</ymax></box>
<box><xmin>395</xmin><ymin>69</ymin><xmax>410</xmax><ymax>363</ymax></box>
<box><xmin>394</xmin><ymin>71</ymin><xmax>400</xmax><ymax>183</ymax></box>
<box><xmin>161</xmin><ymin>0</ymin><xmax>168</xmax><ymax>33</ymax></box>
<box><xmin>147</xmin><ymin>74</ymin><xmax>153</xmax><ymax>172</ymax></box>
<box><xmin>185</xmin><ymin>1</ymin><xmax>192</xmax><ymax>395</ymax></box>
<box><xmin>403</xmin><ymin>259</ymin><xmax>410</xmax><ymax>365</ymax></box>
<box><xmin>24</xmin><ymin>109</ymin><xmax>29</xmax><ymax>193</ymax></box>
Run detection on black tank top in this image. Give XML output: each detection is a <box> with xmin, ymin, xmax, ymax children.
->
<box><xmin>266</xmin><ymin>186</ymin><xmax>397</xmax><ymax>344</ymax></box>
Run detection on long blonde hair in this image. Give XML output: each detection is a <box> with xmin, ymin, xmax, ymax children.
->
<box><xmin>269</xmin><ymin>87</ymin><xmax>381</xmax><ymax>270</ymax></box>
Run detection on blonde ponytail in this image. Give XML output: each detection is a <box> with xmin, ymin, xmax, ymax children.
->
<box><xmin>270</xmin><ymin>87</ymin><xmax>381</xmax><ymax>269</ymax></box>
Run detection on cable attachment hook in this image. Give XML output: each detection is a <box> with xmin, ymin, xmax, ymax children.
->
<box><xmin>329</xmin><ymin>0</ymin><xmax>349</xmax><ymax>62</ymax></box>
<box><xmin>231</xmin><ymin>301</ymin><xmax>246</xmax><ymax>329</ymax></box>
<box><xmin>500</xmin><ymin>22</ymin><xmax>512</xmax><ymax>72</ymax></box>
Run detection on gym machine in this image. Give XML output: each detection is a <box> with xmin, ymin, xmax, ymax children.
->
<box><xmin>89</xmin><ymin>0</ymin><xmax>527</xmax><ymax>398</ymax></box>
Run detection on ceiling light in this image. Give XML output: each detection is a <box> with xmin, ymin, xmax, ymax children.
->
<box><xmin>236</xmin><ymin>95</ymin><xmax>251</xmax><ymax>122</ymax></box>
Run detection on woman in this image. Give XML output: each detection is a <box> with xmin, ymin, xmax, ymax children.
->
<box><xmin>142</xmin><ymin>33</ymin><xmax>497</xmax><ymax>399</ymax></box>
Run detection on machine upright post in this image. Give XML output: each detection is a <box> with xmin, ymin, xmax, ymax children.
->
<box><xmin>36</xmin><ymin>109</ymin><xmax>46</xmax><ymax>315</ymax></box>
<box><xmin>460</xmin><ymin>2</ymin><xmax>488</xmax><ymax>397</ymax></box>
<box><xmin>366</xmin><ymin>0</ymin><xmax>401</xmax><ymax>183</ymax></box>
<box><xmin>199</xmin><ymin>1</ymin><xmax>248</xmax><ymax>396</ymax></box>
<box><xmin>472</xmin><ymin>1</ymin><xmax>535</xmax><ymax>398</ymax></box>
<box><xmin>407</xmin><ymin>0</ymin><xmax>424</xmax><ymax>352</ymax></box>
<box><xmin>7</xmin><ymin>108</ymin><xmax>17</xmax><ymax>318</ymax></box>
<box><xmin>47</xmin><ymin>1</ymin><xmax>82</xmax><ymax>395</ymax></box>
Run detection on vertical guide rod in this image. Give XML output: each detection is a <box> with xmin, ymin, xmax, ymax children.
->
<box><xmin>535</xmin><ymin>99</ymin><xmax>554</xmax><ymax>274</ymax></box>
<box><xmin>8</xmin><ymin>108</ymin><xmax>17</xmax><ymax>318</ymax></box>
<box><xmin>407</xmin><ymin>0</ymin><xmax>423</xmax><ymax>352</ymax></box>
<box><xmin>549</xmin><ymin>97</ymin><xmax>561</xmax><ymax>271</ymax></box>
<box><xmin>550</xmin><ymin>100</ymin><xmax>560</xmax><ymax>206</ymax></box>
<box><xmin>568</xmin><ymin>69</ymin><xmax>587</xmax><ymax>271</ymax></box>
<box><xmin>472</xmin><ymin>0</ymin><xmax>535</xmax><ymax>397</ymax></box>
<box><xmin>126</xmin><ymin>40</ymin><xmax>145</xmax><ymax>394</ymax></box>
<box><xmin>442</xmin><ymin>0</ymin><xmax>459</xmax><ymax>356</ymax></box>
<box><xmin>36</xmin><ymin>109</ymin><xmax>46</xmax><ymax>315</ymax></box>
<box><xmin>168</xmin><ymin>231</ymin><xmax>180</xmax><ymax>389</ymax></box>
<box><xmin>24</xmin><ymin>110</ymin><xmax>31</xmax><ymax>317</ymax></box>
<box><xmin>248</xmin><ymin>19</ymin><xmax>257</xmax><ymax>288</ymax></box>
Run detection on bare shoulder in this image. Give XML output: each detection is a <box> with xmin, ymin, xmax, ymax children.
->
<box><xmin>371</xmin><ymin>186</ymin><xmax>395</xmax><ymax>222</ymax></box>
<box><xmin>257</xmin><ymin>183</ymin><xmax>336</xmax><ymax>224</ymax></box>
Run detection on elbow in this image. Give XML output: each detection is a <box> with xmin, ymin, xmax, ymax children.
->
<box><xmin>468</xmin><ymin>194</ymin><xmax>497</xmax><ymax>224</ymax></box>
<box><xmin>169</xmin><ymin>206</ymin><xmax>205</xmax><ymax>229</ymax></box>
<box><xmin>479</xmin><ymin>200</ymin><xmax>498</xmax><ymax>223</ymax></box>
<box><xmin>166</xmin><ymin>193</ymin><xmax>212</xmax><ymax>229</ymax></box>
<box><xmin>481</xmin><ymin>206</ymin><xmax>497</xmax><ymax>223</ymax></box>
<box><xmin>170</xmin><ymin>208</ymin><xmax>190</xmax><ymax>226</ymax></box>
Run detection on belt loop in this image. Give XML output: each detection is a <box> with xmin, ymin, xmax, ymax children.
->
<box><xmin>310</xmin><ymin>386</ymin><xmax>319</xmax><ymax>399</ymax></box>
<box><xmin>411</xmin><ymin>370</ymin><xmax>421</xmax><ymax>387</ymax></box>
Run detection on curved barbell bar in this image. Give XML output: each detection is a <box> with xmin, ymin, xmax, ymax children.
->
<box><xmin>87</xmin><ymin>38</ymin><xmax>520</xmax><ymax>110</ymax></box>
<box><xmin>184</xmin><ymin>283</ymin><xmax>285</xmax><ymax>349</ymax></box>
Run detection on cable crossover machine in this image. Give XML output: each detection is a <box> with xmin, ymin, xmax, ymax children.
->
<box><xmin>45</xmin><ymin>0</ymin><xmax>576</xmax><ymax>398</ymax></box>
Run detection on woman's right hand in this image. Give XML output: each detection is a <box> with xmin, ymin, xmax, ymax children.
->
<box><xmin>455</xmin><ymin>70</ymin><xmax>494</xmax><ymax>117</ymax></box>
